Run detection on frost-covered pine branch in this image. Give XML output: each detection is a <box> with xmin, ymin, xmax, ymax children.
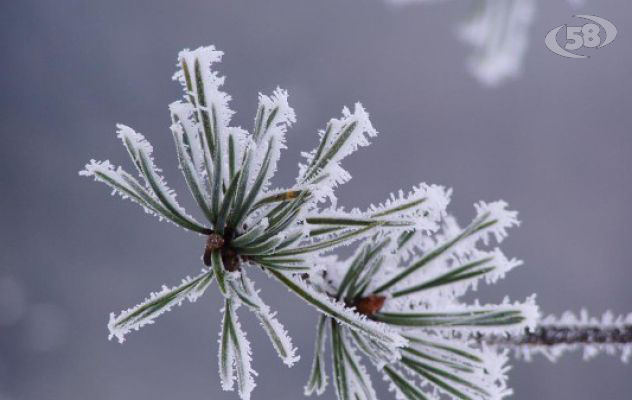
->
<box><xmin>81</xmin><ymin>45</ymin><xmax>405</xmax><ymax>400</ymax></box>
<box><xmin>485</xmin><ymin>310</ymin><xmax>632</xmax><ymax>363</ymax></box>
<box><xmin>82</xmin><ymin>45</ymin><xmax>629</xmax><ymax>400</ymax></box>
<box><xmin>305</xmin><ymin>199</ymin><xmax>538</xmax><ymax>400</ymax></box>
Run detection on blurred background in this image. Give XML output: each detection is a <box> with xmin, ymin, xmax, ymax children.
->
<box><xmin>1</xmin><ymin>0</ymin><xmax>630</xmax><ymax>399</ymax></box>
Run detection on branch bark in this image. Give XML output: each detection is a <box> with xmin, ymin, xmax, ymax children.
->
<box><xmin>481</xmin><ymin>325</ymin><xmax>632</xmax><ymax>347</ymax></box>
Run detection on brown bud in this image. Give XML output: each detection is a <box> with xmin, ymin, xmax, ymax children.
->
<box><xmin>222</xmin><ymin>248</ymin><xmax>240</xmax><ymax>272</ymax></box>
<box><xmin>203</xmin><ymin>233</ymin><xmax>225</xmax><ymax>266</ymax></box>
<box><xmin>354</xmin><ymin>295</ymin><xmax>386</xmax><ymax>316</ymax></box>
<box><xmin>284</xmin><ymin>190</ymin><xmax>300</xmax><ymax>200</ymax></box>
<box><xmin>207</xmin><ymin>233</ymin><xmax>225</xmax><ymax>249</ymax></box>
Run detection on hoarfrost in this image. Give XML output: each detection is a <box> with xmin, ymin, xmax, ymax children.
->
<box><xmin>108</xmin><ymin>269</ymin><xmax>214</xmax><ymax>343</ymax></box>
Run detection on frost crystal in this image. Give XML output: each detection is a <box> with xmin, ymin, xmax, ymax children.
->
<box><xmin>108</xmin><ymin>269</ymin><xmax>214</xmax><ymax>343</ymax></box>
<box><xmin>297</xmin><ymin>103</ymin><xmax>377</xmax><ymax>202</ymax></box>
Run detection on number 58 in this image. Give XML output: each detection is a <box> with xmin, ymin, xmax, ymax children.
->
<box><xmin>566</xmin><ymin>23</ymin><xmax>601</xmax><ymax>50</ymax></box>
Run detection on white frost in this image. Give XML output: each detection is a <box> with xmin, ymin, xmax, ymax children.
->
<box><xmin>108</xmin><ymin>269</ymin><xmax>214</xmax><ymax>343</ymax></box>
<box><xmin>298</xmin><ymin>103</ymin><xmax>378</xmax><ymax>203</ymax></box>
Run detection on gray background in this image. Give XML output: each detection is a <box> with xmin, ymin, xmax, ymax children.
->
<box><xmin>1</xmin><ymin>0</ymin><xmax>630</xmax><ymax>399</ymax></box>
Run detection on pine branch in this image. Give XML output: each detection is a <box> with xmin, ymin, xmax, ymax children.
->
<box><xmin>482</xmin><ymin>325</ymin><xmax>632</xmax><ymax>347</ymax></box>
<box><xmin>83</xmin><ymin>44</ymin><xmax>631</xmax><ymax>400</ymax></box>
<box><xmin>479</xmin><ymin>312</ymin><xmax>632</xmax><ymax>363</ymax></box>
